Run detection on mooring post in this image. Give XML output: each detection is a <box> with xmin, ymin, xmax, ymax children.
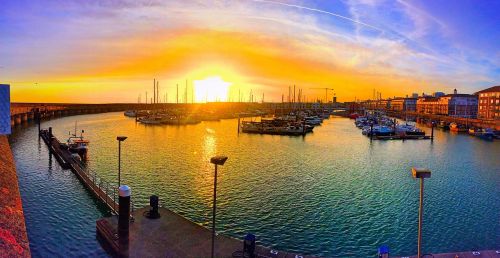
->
<box><xmin>36</xmin><ymin>109</ymin><xmax>41</xmax><ymax>136</ymax></box>
<box><xmin>431</xmin><ymin>122</ymin><xmax>434</xmax><ymax>142</ymax></box>
<box><xmin>237</xmin><ymin>115</ymin><xmax>240</xmax><ymax>134</ymax></box>
<box><xmin>370</xmin><ymin>123</ymin><xmax>374</xmax><ymax>141</ymax></box>
<box><xmin>48</xmin><ymin>127</ymin><xmax>53</xmax><ymax>144</ymax></box>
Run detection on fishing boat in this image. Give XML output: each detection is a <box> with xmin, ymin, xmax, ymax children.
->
<box><xmin>62</xmin><ymin>122</ymin><xmax>89</xmax><ymax>160</ymax></box>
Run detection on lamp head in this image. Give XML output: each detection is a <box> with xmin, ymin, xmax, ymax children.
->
<box><xmin>412</xmin><ymin>167</ymin><xmax>431</xmax><ymax>179</ymax></box>
<box><xmin>117</xmin><ymin>136</ymin><xmax>128</xmax><ymax>142</ymax></box>
<box><xmin>210</xmin><ymin>156</ymin><xmax>228</xmax><ymax>166</ymax></box>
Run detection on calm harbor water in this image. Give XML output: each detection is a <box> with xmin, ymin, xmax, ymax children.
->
<box><xmin>10</xmin><ymin>112</ymin><xmax>500</xmax><ymax>257</ymax></box>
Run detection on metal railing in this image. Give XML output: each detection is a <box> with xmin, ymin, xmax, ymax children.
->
<box><xmin>72</xmin><ymin>158</ymin><xmax>134</xmax><ymax>216</ymax></box>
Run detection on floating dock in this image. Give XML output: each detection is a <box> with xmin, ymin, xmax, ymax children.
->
<box><xmin>39</xmin><ymin>128</ymin><xmax>124</xmax><ymax>214</ymax></box>
<box><xmin>97</xmin><ymin>207</ymin><xmax>315</xmax><ymax>258</ymax></box>
<box><xmin>371</xmin><ymin>135</ymin><xmax>431</xmax><ymax>140</ymax></box>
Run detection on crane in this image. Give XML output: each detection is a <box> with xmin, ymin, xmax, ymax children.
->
<box><xmin>310</xmin><ymin>88</ymin><xmax>334</xmax><ymax>103</ymax></box>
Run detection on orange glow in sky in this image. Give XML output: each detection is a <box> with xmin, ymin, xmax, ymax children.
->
<box><xmin>2</xmin><ymin>1</ymin><xmax>497</xmax><ymax>103</ymax></box>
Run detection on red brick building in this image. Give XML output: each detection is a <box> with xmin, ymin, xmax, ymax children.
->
<box><xmin>476</xmin><ymin>86</ymin><xmax>500</xmax><ymax>120</ymax></box>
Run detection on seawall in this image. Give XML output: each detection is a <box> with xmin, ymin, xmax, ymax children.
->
<box><xmin>0</xmin><ymin>135</ymin><xmax>30</xmax><ymax>257</ymax></box>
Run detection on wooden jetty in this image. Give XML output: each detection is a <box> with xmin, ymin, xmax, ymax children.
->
<box><xmin>39</xmin><ymin>128</ymin><xmax>128</xmax><ymax>215</ymax></box>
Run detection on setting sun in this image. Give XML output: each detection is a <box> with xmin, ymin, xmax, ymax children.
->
<box><xmin>193</xmin><ymin>76</ymin><xmax>232</xmax><ymax>102</ymax></box>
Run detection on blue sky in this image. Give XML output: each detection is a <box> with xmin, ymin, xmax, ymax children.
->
<box><xmin>0</xmin><ymin>0</ymin><xmax>498</xmax><ymax>102</ymax></box>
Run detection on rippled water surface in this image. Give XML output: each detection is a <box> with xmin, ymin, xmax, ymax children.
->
<box><xmin>10</xmin><ymin>112</ymin><xmax>500</xmax><ymax>257</ymax></box>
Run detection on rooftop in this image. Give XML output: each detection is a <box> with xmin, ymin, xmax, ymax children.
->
<box><xmin>475</xmin><ymin>85</ymin><xmax>500</xmax><ymax>94</ymax></box>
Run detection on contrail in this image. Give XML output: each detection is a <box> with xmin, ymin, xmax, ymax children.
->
<box><xmin>251</xmin><ymin>0</ymin><xmax>384</xmax><ymax>32</ymax></box>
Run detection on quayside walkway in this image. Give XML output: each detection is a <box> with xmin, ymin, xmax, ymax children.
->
<box><xmin>97</xmin><ymin>207</ymin><xmax>315</xmax><ymax>258</ymax></box>
<box><xmin>395</xmin><ymin>250</ymin><xmax>500</xmax><ymax>258</ymax></box>
<box><xmin>97</xmin><ymin>205</ymin><xmax>500</xmax><ymax>258</ymax></box>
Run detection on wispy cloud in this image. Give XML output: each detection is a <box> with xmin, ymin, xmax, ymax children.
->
<box><xmin>1</xmin><ymin>0</ymin><xmax>498</xmax><ymax>102</ymax></box>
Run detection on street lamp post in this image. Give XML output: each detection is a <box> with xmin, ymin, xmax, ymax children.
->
<box><xmin>117</xmin><ymin>136</ymin><xmax>128</xmax><ymax>188</ymax></box>
<box><xmin>411</xmin><ymin>167</ymin><xmax>431</xmax><ymax>258</ymax></box>
<box><xmin>210</xmin><ymin>155</ymin><xmax>228</xmax><ymax>258</ymax></box>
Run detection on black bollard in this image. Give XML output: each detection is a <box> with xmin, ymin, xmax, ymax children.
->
<box><xmin>243</xmin><ymin>234</ymin><xmax>256</xmax><ymax>258</ymax></box>
<box><xmin>118</xmin><ymin>185</ymin><xmax>131</xmax><ymax>240</ymax></box>
<box><xmin>145</xmin><ymin>195</ymin><xmax>160</xmax><ymax>219</ymax></box>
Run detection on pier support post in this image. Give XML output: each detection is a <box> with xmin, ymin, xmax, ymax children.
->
<box><xmin>48</xmin><ymin>127</ymin><xmax>53</xmax><ymax>144</ymax></box>
<box><xmin>35</xmin><ymin>109</ymin><xmax>41</xmax><ymax>135</ymax></box>
<box><xmin>118</xmin><ymin>185</ymin><xmax>131</xmax><ymax>256</ymax></box>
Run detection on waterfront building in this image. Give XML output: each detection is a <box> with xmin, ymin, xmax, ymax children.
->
<box><xmin>416</xmin><ymin>89</ymin><xmax>478</xmax><ymax>118</ymax></box>
<box><xmin>390</xmin><ymin>98</ymin><xmax>417</xmax><ymax>112</ymax></box>
<box><xmin>441</xmin><ymin>91</ymin><xmax>478</xmax><ymax>118</ymax></box>
<box><xmin>380</xmin><ymin>99</ymin><xmax>391</xmax><ymax>110</ymax></box>
<box><xmin>475</xmin><ymin>85</ymin><xmax>500</xmax><ymax>120</ymax></box>
<box><xmin>416</xmin><ymin>97</ymin><xmax>444</xmax><ymax>115</ymax></box>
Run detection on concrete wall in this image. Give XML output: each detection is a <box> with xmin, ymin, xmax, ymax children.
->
<box><xmin>0</xmin><ymin>135</ymin><xmax>31</xmax><ymax>257</ymax></box>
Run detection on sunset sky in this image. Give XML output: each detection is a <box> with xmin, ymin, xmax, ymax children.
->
<box><xmin>1</xmin><ymin>0</ymin><xmax>499</xmax><ymax>103</ymax></box>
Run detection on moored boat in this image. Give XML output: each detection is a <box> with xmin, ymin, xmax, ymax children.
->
<box><xmin>449</xmin><ymin>122</ymin><xmax>467</xmax><ymax>132</ymax></box>
<box><xmin>395</xmin><ymin>124</ymin><xmax>425</xmax><ymax>136</ymax></box>
<box><xmin>138</xmin><ymin>115</ymin><xmax>164</xmax><ymax>125</ymax></box>
<box><xmin>477</xmin><ymin>128</ymin><xmax>495</xmax><ymax>141</ymax></box>
<box><xmin>349</xmin><ymin>113</ymin><xmax>360</xmax><ymax>119</ymax></box>
<box><xmin>124</xmin><ymin>110</ymin><xmax>136</xmax><ymax>117</ymax></box>
<box><xmin>437</xmin><ymin>121</ymin><xmax>449</xmax><ymax>130</ymax></box>
<box><xmin>63</xmin><ymin>122</ymin><xmax>89</xmax><ymax>160</ymax></box>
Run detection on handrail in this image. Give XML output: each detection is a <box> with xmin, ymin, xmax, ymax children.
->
<box><xmin>71</xmin><ymin>157</ymin><xmax>134</xmax><ymax>216</ymax></box>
